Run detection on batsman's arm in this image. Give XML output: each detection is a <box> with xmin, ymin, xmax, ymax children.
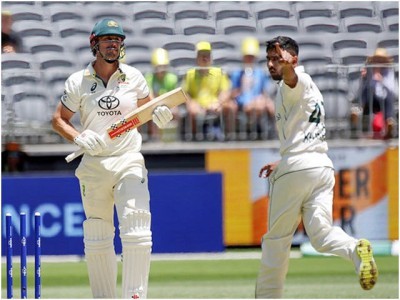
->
<box><xmin>52</xmin><ymin>103</ymin><xmax>80</xmax><ymax>143</ymax></box>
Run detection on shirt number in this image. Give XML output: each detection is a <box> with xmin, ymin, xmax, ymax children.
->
<box><xmin>309</xmin><ymin>103</ymin><xmax>322</xmax><ymax>124</ymax></box>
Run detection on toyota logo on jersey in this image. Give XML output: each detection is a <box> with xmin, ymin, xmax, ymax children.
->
<box><xmin>98</xmin><ymin>96</ymin><xmax>120</xmax><ymax>110</ymax></box>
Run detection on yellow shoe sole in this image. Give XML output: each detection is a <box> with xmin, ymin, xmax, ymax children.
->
<box><xmin>356</xmin><ymin>239</ymin><xmax>378</xmax><ymax>290</ymax></box>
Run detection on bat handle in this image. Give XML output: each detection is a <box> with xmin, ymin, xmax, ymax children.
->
<box><xmin>65</xmin><ymin>148</ymin><xmax>84</xmax><ymax>163</ymax></box>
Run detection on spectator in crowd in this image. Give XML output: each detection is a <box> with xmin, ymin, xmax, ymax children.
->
<box><xmin>145</xmin><ymin>48</ymin><xmax>179</xmax><ymax>140</ymax></box>
<box><xmin>230</xmin><ymin>37</ymin><xmax>275</xmax><ymax>140</ymax></box>
<box><xmin>1</xmin><ymin>10</ymin><xmax>23</xmax><ymax>53</ymax></box>
<box><xmin>1</xmin><ymin>141</ymin><xmax>28</xmax><ymax>172</ymax></box>
<box><xmin>351</xmin><ymin>48</ymin><xmax>397</xmax><ymax>139</ymax></box>
<box><xmin>182</xmin><ymin>41</ymin><xmax>234</xmax><ymax>140</ymax></box>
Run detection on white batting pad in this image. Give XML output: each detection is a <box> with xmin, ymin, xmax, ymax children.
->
<box><xmin>83</xmin><ymin>219</ymin><xmax>117</xmax><ymax>298</ymax></box>
<box><xmin>120</xmin><ymin>210</ymin><xmax>152</xmax><ymax>299</ymax></box>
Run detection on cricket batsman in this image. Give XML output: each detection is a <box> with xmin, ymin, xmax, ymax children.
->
<box><xmin>52</xmin><ymin>18</ymin><xmax>173</xmax><ymax>298</ymax></box>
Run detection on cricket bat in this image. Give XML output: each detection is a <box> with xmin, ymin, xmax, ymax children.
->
<box><xmin>65</xmin><ymin>87</ymin><xmax>187</xmax><ymax>163</ymax></box>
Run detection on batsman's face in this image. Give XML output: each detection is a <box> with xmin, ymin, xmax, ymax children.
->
<box><xmin>266</xmin><ymin>48</ymin><xmax>284</xmax><ymax>80</ymax></box>
<box><xmin>98</xmin><ymin>35</ymin><xmax>123</xmax><ymax>59</ymax></box>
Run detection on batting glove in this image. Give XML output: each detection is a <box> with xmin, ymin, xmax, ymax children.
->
<box><xmin>74</xmin><ymin>129</ymin><xmax>107</xmax><ymax>156</ymax></box>
<box><xmin>152</xmin><ymin>105</ymin><xmax>173</xmax><ymax>129</ymax></box>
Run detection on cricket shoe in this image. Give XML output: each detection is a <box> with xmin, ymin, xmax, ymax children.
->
<box><xmin>356</xmin><ymin>239</ymin><xmax>378</xmax><ymax>290</ymax></box>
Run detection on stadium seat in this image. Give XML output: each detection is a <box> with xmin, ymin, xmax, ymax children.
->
<box><xmin>299</xmin><ymin>16</ymin><xmax>340</xmax><ymax>33</ymax></box>
<box><xmin>12</xmin><ymin>20</ymin><xmax>53</xmax><ymax>38</ymax></box>
<box><xmin>168</xmin><ymin>2</ymin><xmax>210</xmax><ymax>20</ymax></box>
<box><xmin>211</xmin><ymin>2</ymin><xmax>252</xmax><ymax>20</ymax></box>
<box><xmin>5</xmin><ymin>4</ymin><xmax>45</xmax><ymax>21</ymax></box>
<box><xmin>2</xmin><ymin>71</ymin><xmax>42</xmax><ymax>87</ymax></box>
<box><xmin>136</xmin><ymin>18</ymin><xmax>175</xmax><ymax>35</ymax></box>
<box><xmin>295</xmin><ymin>33</ymin><xmax>329</xmax><ymax>50</ymax></box>
<box><xmin>23</xmin><ymin>36</ymin><xmax>66</xmax><ymax>54</ymax></box>
<box><xmin>376</xmin><ymin>31</ymin><xmax>399</xmax><ymax>49</ymax></box>
<box><xmin>386</xmin><ymin>47</ymin><xmax>399</xmax><ymax>63</ymax></box>
<box><xmin>175</xmin><ymin>18</ymin><xmax>216</xmax><ymax>35</ymax></box>
<box><xmin>251</xmin><ymin>2</ymin><xmax>292</xmax><ymax>20</ymax></box>
<box><xmin>14</xmin><ymin>97</ymin><xmax>51</xmax><ymax>125</ymax></box>
<box><xmin>377</xmin><ymin>1</ymin><xmax>399</xmax><ymax>18</ymax></box>
<box><xmin>130</xmin><ymin>2</ymin><xmax>169</xmax><ymax>20</ymax></box>
<box><xmin>206</xmin><ymin>34</ymin><xmax>238</xmax><ymax>50</ymax></box>
<box><xmin>298</xmin><ymin>48</ymin><xmax>333</xmax><ymax>67</ymax></box>
<box><xmin>10</xmin><ymin>83</ymin><xmax>49</xmax><ymax>103</ymax></box>
<box><xmin>167</xmin><ymin>49</ymin><xmax>196</xmax><ymax>70</ymax></box>
<box><xmin>124</xmin><ymin>49</ymin><xmax>152</xmax><ymax>73</ymax></box>
<box><xmin>294</xmin><ymin>2</ymin><xmax>337</xmax><ymax>19</ymax></box>
<box><xmin>333</xmin><ymin>47</ymin><xmax>371</xmax><ymax>65</ymax></box>
<box><xmin>35</xmin><ymin>52</ymin><xmax>76</xmax><ymax>70</ymax></box>
<box><xmin>337</xmin><ymin>1</ymin><xmax>375</xmax><ymax>18</ymax></box>
<box><xmin>161</xmin><ymin>35</ymin><xmax>196</xmax><ymax>51</ymax></box>
<box><xmin>56</xmin><ymin>20</ymin><xmax>92</xmax><ymax>38</ymax></box>
<box><xmin>343</xmin><ymin>16</ymin><xmax>383</xmax><ymax>33</ymax></box>
<box><xmin>124</xmin><ymin>39</ymin><xmax>154</xmax><ymax>52</ymax></box>
<box><xmin>258</xmin><ymin>17</ymin><xmax>298</xmax><ymax>33</ymax></box>
<box><xmin>1</xmin><ymin>53</ymin><xmax>37</xmax><ymax>71</ymax></box>
<box><xmin>47</xmin><ymin>3</ymin><xmax>86</xmax><ymax>22</ymax></box>
<box><xmin>86</xmin><ymin>4</ymin><xmax>129</xmax><ymax>22</ymax></box>
<box><xmin>212</xmin><ymin>48</ymin><xmax>242</xmax><ymax>72</ymax></box>
<box><xmin>217</xmin><ymin>18</ymin><xmax>257</xmax><ymax>35</ymax></box>
<box><xmin>329</xmin><ymin>33</ymin><xmax>368</xmax><ymax>50</ymax></box>
<box><xmin>384</xmin><ymin>15</ymin><xmax>399</xmax><ymax>32</ymax></box>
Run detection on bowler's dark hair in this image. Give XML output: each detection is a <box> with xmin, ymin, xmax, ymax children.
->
<box><xmin>266</xmin><ymin>36</ymin><xmax>299</xmax><ymax>56</ymax></box>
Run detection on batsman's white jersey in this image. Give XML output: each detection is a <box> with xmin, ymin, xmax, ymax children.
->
<box><xmin>62</xmin><ymin>62</ymin><xmax>149</xmax><ymax>156</ymax></box>
<box><xmin>272</xmin><ymin>66</ymin><xmax>333</xmax><ymax>179</ymax></box>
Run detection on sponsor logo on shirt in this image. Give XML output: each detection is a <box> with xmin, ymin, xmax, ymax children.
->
<box><xmin>97</xmin><ymin>95</ymin><xmax>122</xmax><ymax>116</ymax></box>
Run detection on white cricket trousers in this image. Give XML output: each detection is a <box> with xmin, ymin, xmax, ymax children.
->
<box><xmin>255</xmin><ymin>167</ymin><xmax>358</xmax><ymax>298</ymax></box>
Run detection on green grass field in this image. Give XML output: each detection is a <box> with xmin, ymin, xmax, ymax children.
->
<box><xmin>2</xmin><ymin>255</ymin><xmax>398</xmax><ymax>298</ymax></box>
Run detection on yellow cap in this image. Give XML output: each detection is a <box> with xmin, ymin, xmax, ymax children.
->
<box><xmin>241</xmin><ymin>37</ymin><xmax>259</xmax><ymax>56</ymax></box>
<box><xmin>196</xmin><ymin>41</ymin><xmax>212</xmax><ymax>52</ymax></box>
<box><xmin>151</xmin><ymin>48</ymin><xmax>169</xmax><ymax>66</ymax></box>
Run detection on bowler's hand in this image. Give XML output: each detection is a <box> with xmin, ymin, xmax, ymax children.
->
<box><xmin>259</xmin><ymin>161</ymin><xmax>280</xmax><ymax>178</ymax></box>
<box><xmin>152</xmin><ymin>105</ymin><xmax>173</xmax><ymax>128</ymax></box>
<box><xmin>74</xmin><ymin>129</ymin><xmax>107</xmax><ymax>156</ymax></box>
